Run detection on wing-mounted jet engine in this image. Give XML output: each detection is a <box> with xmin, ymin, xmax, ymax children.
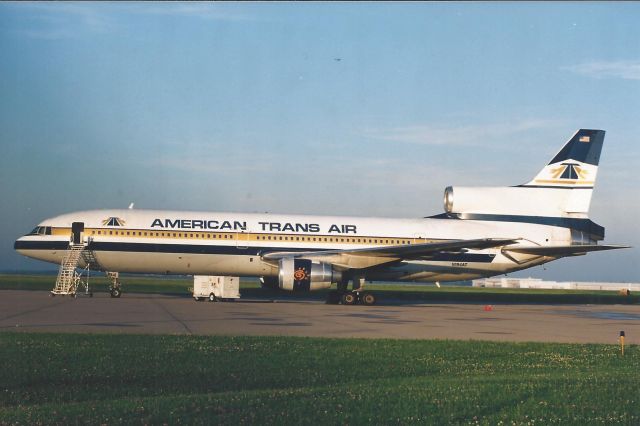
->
<box><xmin>278</xmin><ymin>258</ymin><xmax>343</xmax><ymax>291</ymax></box>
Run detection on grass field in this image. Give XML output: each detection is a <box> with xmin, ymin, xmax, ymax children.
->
<box><xmin>0</xmin><ymin>273</ymin><xmax>190</xmax><ymax>294</ymax></box>
<box><xmin>1</xmin><ymin>273</ymin><xmax>637</xmax><ymax>305</ymax></box>
<box><xmin>0</xmin><ymin>333</ymin><xmax>637</xmax><ymax>424</ymax></box>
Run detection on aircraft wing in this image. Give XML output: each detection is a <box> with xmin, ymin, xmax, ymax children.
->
<box><xmin>261</xmin><ymin>238</ymin><xmax>517</xmax><ymax>270</ymax></box>
<box><xmin>504</xmin><ymin>244</ymin><xmax>630</xmax><ymax>257</ymax></box>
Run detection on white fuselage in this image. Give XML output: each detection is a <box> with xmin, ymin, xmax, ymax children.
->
<box><xmin>15</xmin><ymin>209</ymin><xmax>567</xmax><ymax>283</ymax></box>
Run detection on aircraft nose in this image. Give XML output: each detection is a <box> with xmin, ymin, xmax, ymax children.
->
<box><xmin>14</xmin><ymin>236</ymin><xmax>27</xmax><ymax>255</ymax></box>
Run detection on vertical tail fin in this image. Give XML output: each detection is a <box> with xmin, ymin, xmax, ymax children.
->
<box><xmin>521</xmin><ymin>129</ymin><xmax>605</xmax><ymax>216</ymax></box>
<box><xmin>524</xmin><ymin>129</ymin><xmax>605</xmax><ymax>189</ymax></box>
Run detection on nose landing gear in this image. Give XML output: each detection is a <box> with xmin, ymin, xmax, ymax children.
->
<box><xmin>107</xmin><ymin>272</ymin><xmax>122</xmax><ymax>298</ymax></box>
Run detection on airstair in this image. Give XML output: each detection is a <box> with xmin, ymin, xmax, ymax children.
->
<box><xmin>81</xmin><ymin>249</ymin><xmax>100</xmax><ymax>270</ymax></box>
<box><xmin>51</xmin><ymin>244</ymin><xmax>85</xmax><ymax>296</ymax></box>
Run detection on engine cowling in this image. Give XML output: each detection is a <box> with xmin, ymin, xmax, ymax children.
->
<box><xmin>278</xmin><ymin>258</ymin><xmax>342</xmax><ymax>291</ymax></box>
<box><xmin>442</xmin><ymin>185</ymin><xmax>584</xmax><ymax>217</ymax></box>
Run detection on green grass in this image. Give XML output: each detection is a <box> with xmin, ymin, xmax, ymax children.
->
<box><xmin>0</xmin><ymin>333</ymin><xmax>638</xmax><ymax>424</ymax></box>
<box><xmin>0</xmin><ymin>273</ymin><xmax>190</xmax><ymax>294</ymax></box>
<box><xmin>1</xmin><ymin>273</ymin><xmax>638</xmax><ymax>304</ymax></box>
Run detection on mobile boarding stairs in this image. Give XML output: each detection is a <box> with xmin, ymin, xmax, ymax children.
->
<box><xmin>51</xmin><ymin>235</ymin><xmax>121</xmax><ymax>298</ymax></box>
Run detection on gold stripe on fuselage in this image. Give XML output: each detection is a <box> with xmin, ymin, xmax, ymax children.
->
<box><xmin>51</xmin><ymin>227</ymin><xmax>434</xmax><ymax>246</ymax></box>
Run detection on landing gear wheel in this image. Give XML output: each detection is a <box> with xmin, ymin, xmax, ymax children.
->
<box><xmin>341</xmin><ymin>292</ymin><xmax>357</xmax><ymax>305</ymax></box>
<box><xmin>361</xmin><ymin>291</ymin><xmax>376</xmax><ymax>306</ymax></box>
<box><xmin>208</xmin><ymin>293</ymin><xmax>217</xmax><ymax>302</ymax></box>
<box><xmin>326</xmin><ymin>290</ymin><xmax>341</xmax><ymax>305</ymax></box>
<box><xmin>110</xmin><ymin>288</ymin><xmax>122</xmax><ymax>298</ymax></box>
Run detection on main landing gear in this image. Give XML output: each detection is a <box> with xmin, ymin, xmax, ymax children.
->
<box><xmin>326</xmin><ymin>277</ymin><xmax>377</xmax><ymax>306</ymax></box>
<box><xmin>326</xmin><ymin>290</ymin><xmax>377</xmax><ymax>306</ymax></box>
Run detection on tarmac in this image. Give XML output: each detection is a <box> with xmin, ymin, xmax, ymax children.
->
<box><xmin>0</xmin><ymin>290</ymin><xmax>638</xmax><ymax>344</ymax></box>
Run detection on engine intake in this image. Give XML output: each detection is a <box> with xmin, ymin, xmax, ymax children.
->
<box><xmin>278</xmin><ymin>258</ymin><xmax>342</xmax><ymax>291</ymax></box>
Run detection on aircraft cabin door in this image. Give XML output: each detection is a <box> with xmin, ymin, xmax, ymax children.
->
<box><xmin>72</xmin><ymin>222</ymin><xmax>84</xmax><ymax>245</ymax></box>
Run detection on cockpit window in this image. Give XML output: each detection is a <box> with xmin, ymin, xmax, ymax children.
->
<box><xmin>28</xmin><ymin>226</ymin><xmax>51</xmax><ymax>235</ymax></box>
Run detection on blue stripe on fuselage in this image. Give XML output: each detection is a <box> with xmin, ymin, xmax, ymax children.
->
<box><xmin>428</xmin><ymin>213</ymin><xmax>604</xmax><ymax>239</ymax></box>
<box><xmin>14</xmin><ymin>240</ymin><xmax>497</xmax><ymax>263</ymax></box>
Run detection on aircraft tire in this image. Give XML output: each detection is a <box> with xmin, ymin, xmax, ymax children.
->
<box><xmin>361</xmin><ymin>291</ymin><xmax>376</xmax><ymax>306</ymax></box>
<box><xmin>341</xmin><ymin>292</ymin><xmax>357</xmax><ymax>305</ymax></box>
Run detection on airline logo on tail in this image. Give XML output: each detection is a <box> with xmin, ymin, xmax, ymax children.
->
<box><xmin>549</xmin><ymin>162</ymin><xmax>590</xmax><ymax>181</ymax></box>
<box><xmin>532</xmin><ymin>160</ymin><xmax>595</xmax><ymax>186</ymax></box>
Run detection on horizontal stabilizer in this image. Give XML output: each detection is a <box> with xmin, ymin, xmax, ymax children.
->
<box><xmin>505</xmin><ymin>244</ymin><xmax>630</xmax><ymax>257</ymax></box>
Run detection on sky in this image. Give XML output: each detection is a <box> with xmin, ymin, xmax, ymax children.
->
<box><xmin>0</xmin><ymin>2</ymin><xmax>638</xmax><ymax>281</ymax></box>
